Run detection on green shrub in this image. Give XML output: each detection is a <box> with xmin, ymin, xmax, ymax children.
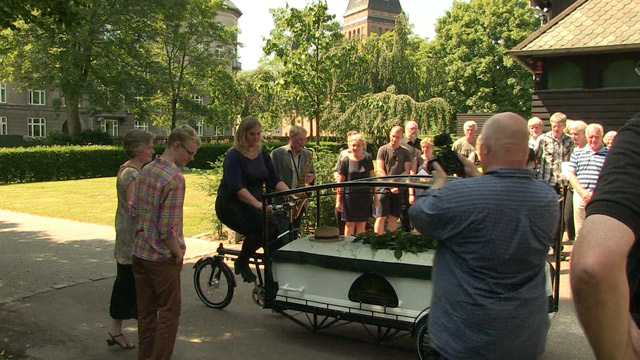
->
<box><xmin>0</xmin><ymin>145</ymin><xmax>127</xmax><ymax>184</ymax></box>
<box><xmin>22</xmin><ymin>129</ymin><xmax>116</xmax><ymax>147</ymax></box>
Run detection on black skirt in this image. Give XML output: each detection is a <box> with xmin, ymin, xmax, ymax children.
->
<box><xmin>109</xmin><ymin>263</ymin><xmax>137</xmax><ymax>320</ymax></box>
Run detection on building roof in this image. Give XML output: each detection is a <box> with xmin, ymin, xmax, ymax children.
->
<box><xmin>510</xmin><ymin>0</ymin><xmax>640</xmax><ymax>60</ymax></box>
<box><xmin>223</xmin><ymin>0</ymin><xmax>242</xmax><ymax>17</ymax></box>
<box><xmin>344</xmin><ymin>0</ymin><xmax>402</xmax><ymax>17</ymax></box>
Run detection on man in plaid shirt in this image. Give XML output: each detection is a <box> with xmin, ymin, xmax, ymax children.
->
<box><xmin>132</xmin><ymin>125</ymin><xmax>200</xmax><ymax>360</ymax></box>
<box><xmin>535</xmin><ymin>112</ymin><xmax>574</xmax><ymax>190</ymax></box>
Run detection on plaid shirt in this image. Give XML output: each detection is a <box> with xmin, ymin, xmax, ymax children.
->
<box><xmin>535</xmin><ymin>132</ymin><xmax>574</xmax><ymax>186</ymax></box>
<box><xmin>133</xmin><ymin>155</ymin><xmax>186</xmax><ymax>261</ymax></box>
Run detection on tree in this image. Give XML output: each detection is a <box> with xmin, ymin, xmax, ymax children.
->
<box><xmin>0</xmin><ymin>0</ymin><xmax>75</xmax><ymax>31</ymax></box>
<box><xmin>139</xmin><ymin>0</ymin><xmax>237</xmax><ymax>130</ymax></box>
<box><xmin>236</xmin><ymin>63</ymin><xmax>286</xmax><ymax>131</ymax></box>
<box><xmin>322</xmin><ymin>13</ymin><xmax>438</xmax><ymax>131</ymax></box>
<box><xmin>329</xmin><ymin>85</ymin><xmax>454</xmax><ymax>138</ymax></box>
<box><xmin>429</xmin><ymin>0</ymin><xmax>540</xmax><ymax>115</ymax></box>
<box><xmin>264</xmin><ymin>0</ymin><xmax>343</xmax><ymax>144</ymax></box>
<box><xmin>0</xmin><ymin>1</ymin><xmax>151</xmax><ymax>137</ymax></box>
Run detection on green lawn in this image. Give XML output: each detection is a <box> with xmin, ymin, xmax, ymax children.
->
<box><xmin>0</xmin><ymin>172</ymin><xmax>215</xmax><ymax>237</ymax></box>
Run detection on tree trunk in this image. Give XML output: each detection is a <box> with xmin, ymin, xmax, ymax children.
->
<box><xmin>315</xmin><ymin>110</ymin><xmax>320</xmax><ymax>145</ymax></box>
<box><xmin>65</xmin><ymin>98</ymin><xmax>82</xmax><ymax>138</ymax></box>
<box><xmin>171</xmin><ymin>97</ymin><xmax>178</xmax><ymax>129</ymax></box>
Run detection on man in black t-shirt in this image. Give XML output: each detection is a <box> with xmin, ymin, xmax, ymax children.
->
<box><xmin>375</xmin><ymin>125</ymin><xmax>411</xmax><ymax>235</ymax></box>
<box><xmin>571</xmin><ymin>113</ymin><xmax>640</xmax><ymax>358</ymax></box>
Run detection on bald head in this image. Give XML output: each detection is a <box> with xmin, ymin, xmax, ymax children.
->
<box><xmin>478</xmin><ymin>112</ymin><xmax>529</xmax><ymax>171</ymax></box>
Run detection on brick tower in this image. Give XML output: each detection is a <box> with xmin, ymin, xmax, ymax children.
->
<box><xmin>342</xmin><ymin>0</ymin><xmax>403</xmax><ymax>40</ymax></box>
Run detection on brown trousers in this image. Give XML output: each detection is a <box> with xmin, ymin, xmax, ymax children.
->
<box><xmin>132</xmin><ymin>256</ymin><xmax>182</xmax><ymax>360</ymax></box>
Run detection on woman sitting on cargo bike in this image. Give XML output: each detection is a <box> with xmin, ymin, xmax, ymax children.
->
<box><xmin>215</xmin><ymin>116</ymin><xmax>290</xmax><ymax>283</ymax></box>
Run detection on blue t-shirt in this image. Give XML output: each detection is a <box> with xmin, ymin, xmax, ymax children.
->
<box><xmin>409</xmin><ymin>168</ymin><xmax>558</xmax><ymax>359</ymax></box>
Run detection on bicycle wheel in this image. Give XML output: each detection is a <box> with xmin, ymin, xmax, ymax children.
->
<box><xmin>194</xmin><ymin>258</ymin><xmax>234</xmax><ymax>309</ymax></box>
<box><xmin>416</xmin><ymin>315</ymin><xmax>433</xmax><ymax>360</ymax></box>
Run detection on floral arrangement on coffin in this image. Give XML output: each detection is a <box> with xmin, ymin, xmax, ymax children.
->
<box><xmin>352</xmin><ymin>230</ymin><xmax>439</xmax><ymax>260</ymax></box>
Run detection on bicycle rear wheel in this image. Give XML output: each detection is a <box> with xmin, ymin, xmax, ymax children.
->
<box><xmin>194</xmin><ymin>258</ymin><xmax>234</xmax><ymax>309</ymax></box>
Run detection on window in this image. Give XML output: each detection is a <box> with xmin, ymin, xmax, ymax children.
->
<box><xmin>134</xmin><ymin>120</ymin><xmax>149</xmax><ymax>131</ymax></box>
<box><xmin>196</xmin><ymin>120</ymin><xmax>204</xmax><ymax>136</ymax></box>
<box><xmin>547</xmin><ymin>62</ymin><xmax>584</xmax><ymax>89</ymax></box>
<box><xmin>0</xmin><ymin>83</ymin><xmax>6</xmax><ymax>103</ymax></box>
<box><xmin>27</xmin><ymin>117</ymin><xmax>46</xmax><ymax>137</ymax></box>
<box><xmin>214</xmin><ymin>126</ymin><xmax>224</xmax><ymax>137</ymax></box>
<box><xmin>0</xmin><ymin>117</ymin><xmax>7</xmax><ymax>135</ymax></box>
<box><xmin>602</xmin><ymin>59</ymin><xmax>640</xmax><ymax>88</ymax></box>
<box><xmin>216</xmin><ymin>45</ymin><xmax>224</xmax><ymax>60</ymax></box>
<box><xmin>191</xmin><ymin>95</ymin><xmax>203</xmax><ymax>105</ymax></box>
<box><xmin>28</xmin><ymin>89</ymin><xmax>46</xmax><ymax>105</ymax></box>
<box><xmin>101</xmin><ymin>119</ymin><xmax>119</xmax><ymax>137</ymax></box>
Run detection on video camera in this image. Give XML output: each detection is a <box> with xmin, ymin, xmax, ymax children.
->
<box><xmin>426</xmin><ymin>133</ymin><xmax>466</xmax><ymax>177</ymax></box>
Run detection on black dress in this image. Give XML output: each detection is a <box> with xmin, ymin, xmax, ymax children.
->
<box><xmin>338</xmin><ymin>154</ymin><xmax>374</xmax><ymax>222</ymax></box>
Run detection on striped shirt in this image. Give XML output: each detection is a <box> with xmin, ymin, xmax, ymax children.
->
<box><xmin>410</xmin><ymin>168</ymin><xmax>558</xmax><ymax>359</ymax></box>
<box><xmin>133</xmin><ymin>155</ymin><xmax>186</xmax><ymax>261</ymax></box>
<box><xmin>535</xmin><ymin>132</ymin><xmax>574</xmax><ymax>186</ymax></box>
<box><xmin>567</xmin><ymin>145</ymin><xmax>608</xmax><ymax>191</ymax></box>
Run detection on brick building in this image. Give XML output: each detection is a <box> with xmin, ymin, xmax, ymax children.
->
<box><xmin>342</xmin><ymin>0</ymin><xmax>402</xmax><ymax>40</ymax></box>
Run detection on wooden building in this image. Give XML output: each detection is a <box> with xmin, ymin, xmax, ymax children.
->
<box><xmin>508</xmin><ymin>0</ymin><xmax>640</xmax><ymax>131</ymax></box>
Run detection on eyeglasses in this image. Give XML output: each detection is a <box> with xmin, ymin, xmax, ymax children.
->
<box><xmin>180</xmin><ymin>142</ymin><xmax>196</xmax><ymax>156</ymax></box>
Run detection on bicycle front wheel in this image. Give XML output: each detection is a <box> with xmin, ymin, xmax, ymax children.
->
<box><xmin>194</xmin><ymin>258</ymin><xmax>234</xmax><ymax>309</ymax></box>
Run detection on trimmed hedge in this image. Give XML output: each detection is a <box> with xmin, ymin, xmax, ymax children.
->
<box><xmin>0</xmin><ymin>146</ymin><xmax>128</xmax><ymax>184</ymax></box>
<box><xmin>0</xmin><ymin>141</ymin><xmax>346</xmax><ymax>184</ymax></box>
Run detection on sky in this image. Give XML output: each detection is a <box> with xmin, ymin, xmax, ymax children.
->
<box><xmin>231</xmin><ymin>0</ymin><xmax>455</xmax><ymax>71</ymax></box>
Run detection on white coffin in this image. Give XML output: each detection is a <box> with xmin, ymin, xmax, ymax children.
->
<box><xmin>270</xmin><ymin>235</ymin><xmax>434</xmax><ymax>322</ymax></box>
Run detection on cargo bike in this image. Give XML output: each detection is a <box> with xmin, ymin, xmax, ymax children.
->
<box><xmin>193</xmin><ymin>176</ymin><xmax>561</xmax><ymax>359</ymax></box>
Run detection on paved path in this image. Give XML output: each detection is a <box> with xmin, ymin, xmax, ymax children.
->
<box><xmin>0</xmin><ymin>210</ymin><xmax>595</xmax><ymax>359</ymax></box>
<box><xmin>0</xmin><ymin>210</ymin><xmax>215</xmax><ymax>305</ymax></box>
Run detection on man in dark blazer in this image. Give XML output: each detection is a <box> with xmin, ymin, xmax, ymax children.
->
<box><xmin>271</xmin><ymin>125</ymin><xmax>315</xmax><ymax>240</ymax></box>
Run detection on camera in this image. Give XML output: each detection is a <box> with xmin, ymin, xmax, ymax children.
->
<box><xmin>426</xmin><ymin>133</ymin><xmax>466</xmax><ymax>177</ymax></box>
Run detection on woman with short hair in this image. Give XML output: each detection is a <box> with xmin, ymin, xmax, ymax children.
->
<box><xmin>335</xmin><ymin>133</ymin><xmax>375</xmax><ymax>235</ymax></box>
<box><xmin>107</xmin><ymin>128</ymin><xmax>154</xmax><ymax>349</ymax></box>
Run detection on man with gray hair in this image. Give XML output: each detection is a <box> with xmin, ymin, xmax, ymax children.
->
<box><xmin>603</xmin><ymin>130</ymin><xmax>617</xmax><ymax>149</ymax></box>
<box><xmin>452</xmin><ymin>120</ymin><xmax>477</xmax><ymax>158</ymax></box>
<box><xmin>410</xmin><ymin>112</ymin><xmax>557</xmax><ymax>359</ymax></box>
<box><xmin>271</xmin><ymin>125</ymin><xmax>315</xmax><ymax>239</ymax></box>
<box><xmin>400</xmin><ymin>120</ymin><xmax>421</xmax><ymax>231</ymax></box>
<box><xmin>567</xmin><ymin>123</ymin><xmax>607</xmax><ymax>236</ymax></box>
<box><xmin>535</xmin><ymin>112</ymin><xmax>574</xmax><ymax>191</ymax></box>
<box><xmin>528</xmin><ymin>117</ymin><xmax>544</xmax><ymax>149</ymax></box>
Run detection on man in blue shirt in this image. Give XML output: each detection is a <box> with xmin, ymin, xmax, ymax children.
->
<box><xmin>410</xmin><ymin>112</ymin><xmax>558</xmax><ymax>359</ymax></box>
<box><xmin>567</xmin><ymin>123</ymin><xmax>607</xmax><ymax>236</ymax></box>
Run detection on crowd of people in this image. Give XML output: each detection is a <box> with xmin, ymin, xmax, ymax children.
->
<box><xmin>105</xmin><ymin>104</ymin><xmax>634</xmax><ymax>358</ymax></box>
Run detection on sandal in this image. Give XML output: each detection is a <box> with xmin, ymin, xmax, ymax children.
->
<box><xmin>106</xmin><ymin>332</ymin><xmax>135</xmax><ymax>349</ymax></box>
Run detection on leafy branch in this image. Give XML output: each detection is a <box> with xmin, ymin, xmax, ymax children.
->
<box><xmin>352</xmin><ymin>230</ymin><xmax>438</xmax><ymax>260</ymax></box>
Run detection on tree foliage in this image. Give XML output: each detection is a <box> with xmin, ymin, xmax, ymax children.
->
<box><xmin>429</xmin><ymin>0</ymin><xmax>539</xmax><ymax>115</ymax></box>
<box><xmin>0</xmin><ymin>0</ymin><xmax>240</xmax><ymax>136</ymax></box>
<box><xmin>236</xmin><ymin>63</ymin><xmax>286</xmax><ymax>131</ymax></box>
<box><xmin>137</xmin><ymin>0</ymin><xmax>238</xmax><ymax>130</ymax></box>
<box><xmin>330</xmin><ymin>86</ymin><xmax>454</xmax><ymax>137</ymax></box>
<box><xmin>264</xmin><ymin>0</ymin><xmax>343</xmax><ymax>143</ymax></box>
<box><xmin>0</xmin><ymin>1</ymin><xmax>151</xmax><ymax>136</ymax></box>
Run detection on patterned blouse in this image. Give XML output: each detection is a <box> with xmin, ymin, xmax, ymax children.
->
<box><xmin>114</xmin><ymin>165</ymin><xmax>139</xmax><ymax>264</ymax></box>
